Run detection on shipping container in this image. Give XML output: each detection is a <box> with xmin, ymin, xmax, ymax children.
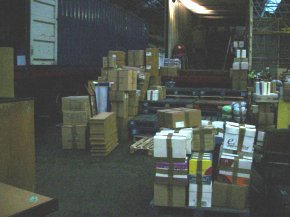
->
<box><xmin>0</xmin><ymin>0</ymin><xmax>148</xmax><ymax>68</ymax></box>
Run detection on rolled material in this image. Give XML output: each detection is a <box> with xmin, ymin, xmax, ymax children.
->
<box><xmin>267</xmin><ymin>82</ymin><xmax>271</xmax><ymax>95</ymax></box>
<box><xmin>255</xmin><ymin>82</ymin><xmax>261</xmax><ymax>95</ymax></box>
<box><xmin>261</xmin><ymin>81</ymin><xmax>267</xmax><ymax>95</ymax></box>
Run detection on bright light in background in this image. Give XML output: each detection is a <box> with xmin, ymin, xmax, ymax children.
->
<box><xmin>179</xmin><ymin>0</ymin><xmax>213</xmax><ymax>15</ymax></box>
<box><xmin>264</xmin><ymin>0</ymin><xmax>282</xmax><ymax>14</ymax></box>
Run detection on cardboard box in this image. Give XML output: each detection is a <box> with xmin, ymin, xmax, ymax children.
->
<box><xmin>223</xmin><ymin>122</ymin><xmax>256</xmax><ymax>154</ymax></box>
<box><xmin>159</xmin><ymin>66</ymin><xmax>179</xmax><ymax>77</ymax></box>
<box><xmin>158</xmin><ymin>128</ymin><xmax>193</xmax><ymax>155</ymax></box>
<box><xmin>212</xmin><ymin>181</ymin><xmax>249</xmax><ymax>209</ymax></box>
<box><xmin>0</xmin><ymin>47</ymin><xmax>14</xmax><ymax>97</ymax></box>
<box><xmin>102</xmin><ymin>56</ymin><xmax>116</xmax><ymax>68</ymax></box>
<box><xmin>108</xmin><ymin>69</ymin><xmax>137</xmax><ymax>91</ymax></box>
<box><xmin>108</xmin><ymin>50</ymin><xmax>126</xmax><ymax>67</ymax></box>
<box><xmin>150</xmin><ymin>85</ymin><xmax>166</xmax><ymax>100</ymax></box>
<box><xmin>164</xmin><ymin>111</ymin><xmax>186</xmax><ymax>129</ymax></box>
<box><xmin>157</xmin><ymin>109</ymin><xmax>172</xmax><ymax>127</ymax></box>
<box><xmin>62</xmin><ymin>96</ymin><xmax>90</xmax><ymax>111</ymax></box>
<box><xmin>231</xmin><ymin>70</ymin><xmax>248</xmax><ymax>80</ymax></box>
<box><xmin>146</xmin><ymin>48</ymin><xmax>159</xmax><ymax>76</ymax></box>
<box><xmin>176</xmin><ymin>108</ymin><xmax>201</xmax><ymax>128</ymax></box>
<box><xmin>155</xmin><ymin>161</ymin><xmax>188</xmax><ymax>181</ymax></box>
<box><xmin>109</xmin><ymin>91</ymin><xmax>129</xmax><ymax>102</ymax></box>
<box><xmin>128</xmin><ymin>50</ymin><xmax>144</xmax><ymax>67</ymax></box>
<box><xmin>258</xmin><ymin>112</ymin><xmax>274</xmax><ymax>126</ymax></box>
<box><xmin>189</xmin><ymin>183</ymin><xmax>212</xmax><ymax>207</ymax></box>
<box><xmin>63</xmin><ymin>110</ymin><xmax>90</xmax><ymax>125</ymax></box>
<box><xmin>101</xmin><ymin>68</ymin><xmax>116</xmax><ymax>81</ymax></box>
<box><xmin>111</xmin><ymin>102</ymin><xmax>128</xmax><ymax>118</ymax></box>
<box><xmin>153</xmin><ymin>134</ymin><xmax>187</xmax><ymax>161</ymax></box>
<box><xmin>258</xmin><ymin>104</ymin><xmax>272</xmax><ymax>113</ymax></box>
<box><xmin>147</xmin><ymin>90</ymin><xmax>159</xmax><ymax>101</ymax></box>
<box><xmin>62</xmin><ymin>125</ymin><xmax>87</xmax><ymax>149</ymax></box>
<box><xmin>218</xmin><ymin>154</ymin><xmax>252</xmax><ymax>186</ymax></box>
<box><xmin>189</xmin><ymin>153</ymin><xmax>212</xmax><ymax>185</ymax></box>
<box><xmin>128</xmin><ymin>91</ymin><xmax>139</xmax><ymax>117</ymax></box>
<box><xmin>154</xmin><ymin>183</ymin><xmax>187</xmax><ymax>207</ymax></box>
<box><xmin>192</xmin><ymin>127</ymin><xmax>215</xmax><ymax>151</ymax></box>
<box><xmin>116</xmin><ymin>117</ymin><xmax>131</xmax><ymax>141</ymax></box>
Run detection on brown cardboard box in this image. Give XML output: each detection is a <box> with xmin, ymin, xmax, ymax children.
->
<box><xmin>116</xmin><ymin>117</ymin><xmax>132</xmax><ymax>141</ymax></box>
<box><xmin>110</xmin><ymin>91</ymin><xmax>129</xmax><ymax>118</ymax></box>
<box><xmin>101</xmin><ymin>68</ymin><xmax>116</xmax><ymax>81</ymax></box>
<box><xmin>157</xmin><ymin>109</ymin><xmax>172</xmax><ymax>127</ymax></box>
<box><xmin>232</xmin><ymin>79</ymin><xmax>247</xmax><ymax>91</ymax></box>
<box><xmin>128</xmin><ymin>50</ymin><xmax>144</xmax><ymax>67</ymax></box>
<box><xmin>62</xmin><ymin>96</ymin><xmax>90</xmax><ymax>111</ymax></box>
<box><xmin>108</xmin><ymin>69</ymin><xmax>137</xmax><ymax>91</ymax></box>
<box><xmin>258</xmin><ymin>112</ymin><xmax>274</xmax><ymax>126</ymax></box>
<box><xmin>146</xmin><ymin>48</ymin><xmax>159</xmax><ymax>77</ymax></box>
<box><xmin>128</xmin><ymin>91</ymin><xmax>139</xmax><ymax>117</ymax></box>
<box><xmin>138</xmin><ymin>72</ymin><xmax>151</xmax><ymax>101</ymax></box>
<box><xmin>212</xmin><ymin>181</ymin><xmax>249</xmax><ymax>209</ymax></box>
<box><xmin>154</xmin><ymin>183</ymin><xmax>186</xmax><ymax>207</ymax></box>
<box><xmin>164</xmin><ymin>111</ymin><xmax>186</xmax><ymax>129</ymax></box>
<box><xmin>192</xmin><ymin>127</ymin><xmax>215</xmax><ymax>151</ymax></box>
<box><xmin>174</xmin><ymin>108</ymin><xmax>201</xmax><ymax>127</ymax></box>
<box><xmin>109</xmin><ymin>91</ymin><xmax>129</xmax><ymax>102</ymax></box>
<box><xmin>258</xmin><ymin>104</ymin><xmax>272</xmax><ymax>113</ymax></box>
<box><xmin>284</xmin><ymin>82</ymin><xmax>290</xmax><ymax>101</ymax></box>
<box><xmin>150</xmin><ymin>86</ymin><xmax>166</xmax><ymax>100</ymax></box>
<box><xmin>102</xmin><ymin>56</ymin><xmax>116</xmax><ymax>68</ymax></box>
<box><xmin>63</xmin><ymin>110</ymin><xmax>90</xmax><ymax>125</ymax></box>
<box><xmin>230</xmin><ymin>69</ymin><xmax>248</xmax><ymax>80</ymax></box>
<box><xmin>62</xmin><ymin>125</ymin><xmax>87</xmax><ymax>149</ymax></box>
<box><xmin>0</xmin><ymin>47</ymin><xmax>14</xmax><ymax>97</ymax></box>
<box><xmin>108</xmin><ymin>50</ymin><xmax>126</xmax><ymax>67</ymax></box>
<box><xmin>160</xmin><ymin>66</ymin><xmax>179</xmax><ymax>77</ymax></box>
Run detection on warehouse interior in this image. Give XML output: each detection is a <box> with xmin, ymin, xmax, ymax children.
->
<box><xmin>1</xmin><ymin>0</ymin><xmax>290</xmax><ymax>217</ymax></box>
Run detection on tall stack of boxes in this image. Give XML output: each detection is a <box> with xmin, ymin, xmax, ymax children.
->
<box><xmin>213</xmin><ymin>122</ymin><xmax>256</xmax><ymax>209</ymax></box>
<box><xmin>108</xmin><ymin>50</ymin><xmax>126</xmax><ymax>67</ymax></box>
<box><xmin>231</xmin><ymin>41</ymin><xmax>248</xmax><ymax>91</ymax></box>
<box><xmin>89</xmin><ymin>112</ymin><xmax>118</xmax><ymax>157</ymax></box>
<box><xmin>146</xmin><ymin>48</ymin><xmax>159</xmax><ymax>84</ymax></box>
<box><xmin>61</xmin><ymin>96</ymin><xmax>91</xmax><ymax>149</ymax></box>
<box><xmin>107</xmin><ymin>69</ymin><xmax>138</xmax><ymax>141</ymax></box>
<box><xmin>147</xmin><ymin>85</ymin><xmax>166</xmax><ymax>101</ymax></box>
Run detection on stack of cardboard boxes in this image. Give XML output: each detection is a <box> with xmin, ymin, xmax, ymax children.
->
<box><xmin>213</xmin><ymin>122</ymin><xmax>256</xmax><ymax>209</ymax></box>
<box><xmin>128</xmin><ymin>50</ymin><xmax>144</xmax><ymax>67</ymax></box>
<box><xmin>61</xmin><ymin>96</ymin><xmax>91</xmax><ymax>149</ymax></box>
<box><xmin>146</xmin><ymin>48</ymin><xmax>159</xmax><ymax>84</ymax></box>
<box><xmin>108</xmin><ymin>50</ymin><xmax>126</xmax><ymax>67</ymax></box>
<box><xmin>89</xmin><ymin>112</ymin><xmax>118</xmax><ymax>157</ymax></box>
<box><xmin>231</xmin><ymin>41</ymin><xmax>248</xmax><ymax>91</ymax></box>
<box><xmin>251</xmin><ymin>103</ymin><xmax>275</xmax><ymax>130</ymax></box>
<box><xmin>107</xmin><ymin>69</ymin><xmax>139</xmax><ymax>141</ymax></box>
<box><xmin>159</xmin><ymin>66</ymin><xmax>179</xmax><ymax>77</ymax></box>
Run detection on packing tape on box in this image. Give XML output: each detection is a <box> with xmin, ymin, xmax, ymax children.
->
<box><xmin>71</xmin><ymin>125</ymin><xmax>77</xmax><ymax>149</ymax></box>
<box><xmin>185</xmin><ymin>111</ymin><xmax>190</xmax><ymax>128</ymax></box>
<box><xmin>232</xmin><ymin>157</ymin><xmax>239</xmax><ymax>184</ymax></box>
<box><xmin>168</xmin><ymin>184</ymin><xmax>173</xmax><ymax>206</ymax></box>
<box><xmin>166</xmin><ymin>133</ymin><xmax>173</xmax><ymax>162</ymax></box>
<box><xmin>196</xmin><ymin>153</ymin><xmax>203</xmax><ymax>207</ymax></box>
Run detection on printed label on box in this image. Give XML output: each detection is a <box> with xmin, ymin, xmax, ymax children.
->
<box><xmin>146</xmin><ymin>65</ymin><xmax>152</xmax><ymax>70</ymax></box>
<box><xmin>176</xmin><ymin>121</ymin><xmax>185</xmax><ymax>128</ymax></box>
<box><xmin>146</xmin><ymin>52</ymin><xmax>152</xmax><ymax>56</ymax></box>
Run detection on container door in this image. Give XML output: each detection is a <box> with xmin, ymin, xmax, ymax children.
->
<box><xmin>30</xmin><ymin>0</ymin><xmax>58</xmax><ymax>65</ymax></box>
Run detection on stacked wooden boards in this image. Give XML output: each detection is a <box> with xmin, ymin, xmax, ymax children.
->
<box><xmin>89</xmin><ymin>112</ymin><xmax>118</xmax><ymax>157</ymax></box>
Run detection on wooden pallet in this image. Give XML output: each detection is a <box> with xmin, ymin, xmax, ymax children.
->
<box><xmin>130</xmin><ymin>137</ymin><xmax>153</xmax><ymax>155</ymax></box>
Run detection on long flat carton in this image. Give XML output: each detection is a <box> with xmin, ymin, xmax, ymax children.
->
<box><xmin>189</xmin><ymin>182</ymin><xmax>212</xmax><ymax>207</ymax></box>
<box><xmin>212</xmin><ymin>181</ymin><xmax>249</xmax><ymax>209</ymax></box>
<box><xmin>189</xmin><ymin>153</ymin><xmax>212</xmax><ymax>184</ymax></box>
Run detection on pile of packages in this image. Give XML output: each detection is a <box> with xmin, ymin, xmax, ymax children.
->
<box><xmin>89</xmin><ymin>112</ymin><xmax>118</xmax><ymax>157</ymax></box>
<box><xmin>61</xmin><ymin>96</ymin><xmax>91</xmax><ymax>149</ymax></box>
<box><xmin>222</xmin><ymin>102</ymin><xmax>247</xmax><ymax>123</ymax></box>
<box><xmin>250</xmin><ymin>103</ymin><xmax>275</xmax><ymax>131</ymax></box>
<box><xmin>147</xmin><ymin>85</ymin><xmax>166</xmax><ymax>101</ymax></box>
<box><xmin>153</xmin><ymin>107</ymin><xmax>257</xmax><ymax>209</ymax></box>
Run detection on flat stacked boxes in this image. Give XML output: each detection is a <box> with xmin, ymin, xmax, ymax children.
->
<box><xmin>61</xmin><ymin>96</ymin><xmax>91</xmax><ymax>149</ymax></box>
<box><xmin>89</xmin><ymin>112</ymin><xmax>118</xmax><ymax>157</ymax></box>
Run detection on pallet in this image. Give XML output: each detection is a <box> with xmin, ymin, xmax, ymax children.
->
<box><xmin>149</xmin><ymin>200</ymin><xmax>250</xmax><ymax>217</ymax></box>
<box><xmin>129</xmin><ymin>137</ymin><xmax>153</xmax><ymax>155</ymax></box>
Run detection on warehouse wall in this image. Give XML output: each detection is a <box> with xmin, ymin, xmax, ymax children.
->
<box><xmin>167</xmin><ymin>1</ymin><xmax>193</xmax><ymax>57</ymax></box>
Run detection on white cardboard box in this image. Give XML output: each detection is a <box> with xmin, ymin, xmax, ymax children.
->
<box><xmin>189</xmin><ymin>183</ymin><xmax>212</xmax><ymax>207</ymax></box>
<box><xmin>147</xmin><ymin>90</ymin><xmax>159</xmax><ymax>101</ymax></box>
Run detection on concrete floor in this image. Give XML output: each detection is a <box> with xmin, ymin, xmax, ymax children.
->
<box><xmin>35</xmin><ymin>122</ymin><xmax>262</xmax><ymax>217</ymax></box>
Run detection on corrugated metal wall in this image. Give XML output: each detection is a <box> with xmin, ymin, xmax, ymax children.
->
<box><xmin>58</xmin><ymin>0</ymin><xmax>149</xmax><ymax>66</ymax></box>
<box><xmin>167</xmin><ymin>1</ymin><xmax>193</xmax><ymax>57</ymax></box>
